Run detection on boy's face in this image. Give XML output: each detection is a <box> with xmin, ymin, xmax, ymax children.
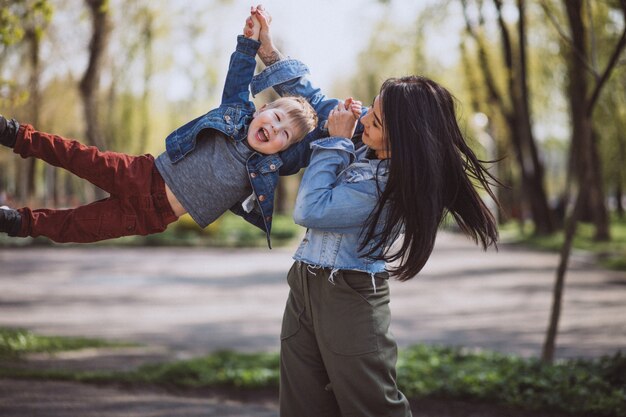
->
<box><xmin>247</xmin><ymin>106</ymin><xmax>296</xmax><ymax>154</ymax></box>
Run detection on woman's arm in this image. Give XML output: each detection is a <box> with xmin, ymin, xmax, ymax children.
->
<box><xmin>292</xmin><ymin>138</ymin><xmax>380</xmax><ymax>233</ymax></box>
<box><xmin>251</xmin><ymin>6</ymin><xmax>339</xmax><ymax>119</ymax></box>
<box><xmin>294</xmin><ymin>106</ymin><xmax>376</xmax><ymax>232</ymax></box>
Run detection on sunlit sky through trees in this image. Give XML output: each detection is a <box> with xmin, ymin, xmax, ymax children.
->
<box><xmin>47</xmin><ymin>0</ymin><xmax>462</xmax><ymax>101</ymax></box>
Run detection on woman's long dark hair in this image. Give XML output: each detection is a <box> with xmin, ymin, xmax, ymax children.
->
<box><xmin>360</xmin><ymin>76</ymin><xmax>499</xmax><ymax>281</ymax></box>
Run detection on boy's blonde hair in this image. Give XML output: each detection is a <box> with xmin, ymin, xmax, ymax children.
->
<box><xmin>263</xmin><ymin>96</ymin><xmax>318</xmax><ymax>144</ymax></box>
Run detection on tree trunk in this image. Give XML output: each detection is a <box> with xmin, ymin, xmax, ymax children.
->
<box><xmin>463</xmin><ymin>0</ymin><xmax>554</xmax><ymax>235</ymax></box>
<box><xmin>543</xmin><ymin>0</ymin><xmax>626</xmax><ymax>360</ymax></box>
<box><xmin>542</xmin><ymin>190</ymin><xmax>582</xmax><ymax>362</ymax></box>
<box><xmin>564</xmin><ymin>1</ymin><xmax>610</xmax><ymax>241</ymax></box>
<box><xmin>138</xmin><ymin>10</ymin><xmax>154</xmax><ymax>154</ymax></box>
<box><xmin>79</xmin><ymin>0</ymin><xmax>111</xmax><ymax>151</ymax></box>
<box><xmin>617</xmin><ymin>133</ymin><xmax>625</xmax><ymax>218</ymax></box>
<box><xmin>25</xmin><ymin>28</ymin><xmax>41</xmax><ymax>202</ymax></box>
<box><xmin>616</xmin><ymin>182</ymin><xmax>624</xmax><ymax>218</ymax></box>
<box><xmin>515</xmin><ymin>0</ymin><xmax>554</xmax><ymax>235</ymax></box>
<box><xmin>79</xmin><ymin>0</ymin><xmax>111</xmax><ymax>200</ymax></box>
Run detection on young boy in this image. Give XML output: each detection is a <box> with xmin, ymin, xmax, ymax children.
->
<box><xmin>0</xmin><ymin>22</ymin><xmax>317</xmax><ymax>247</ymax></box>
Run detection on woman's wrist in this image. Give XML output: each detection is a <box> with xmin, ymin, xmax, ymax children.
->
<box><xmin>258</xmin><ymin>43</ymin><xmax>285</xmax><ymax>66</ymax></box>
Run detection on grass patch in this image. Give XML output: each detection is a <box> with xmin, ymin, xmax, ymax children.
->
<box><xmin>0</xmin><ymin>327</ymin><xmax>137</xmax><ymax>359</ymax></box>
<box><xmin>500</xmin><ymin>215</ymin><xmax>626</xmax><ymax>271</ymax></box>
<box><xmin>129</xmin><ymin>350</ymin><xmax>279</xmax><ymax>389</ymax></box>
<box><xmin>1</xmin><ymin>338</ymin><xmax>624</xmax><ymax>416</ymax></box>
<box><xmin>397</xmin><ymin>345</ymin><xmax>626</xmax><ymax>416</ymax></box>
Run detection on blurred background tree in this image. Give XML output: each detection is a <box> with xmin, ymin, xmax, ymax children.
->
<box><xmin>0</xmin><ymin>0</ymin><xmax>624</xmax><ymax>251</ymax></box>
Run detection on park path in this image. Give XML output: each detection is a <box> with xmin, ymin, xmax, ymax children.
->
<box><xmin>0</xmin><ymin>231</ymin><xmax>624</xmax><ymax>416</ymax></box>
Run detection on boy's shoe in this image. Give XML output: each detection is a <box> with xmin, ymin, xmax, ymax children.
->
<box><xmin>0</xmin><ymin>206</ymin><xmax>22</xmax><ymax>236</ymax></box>
<box><xmin>0</xmin><ymin>115</ymin><xmax>20</xmax><ymax>148</ymax></box>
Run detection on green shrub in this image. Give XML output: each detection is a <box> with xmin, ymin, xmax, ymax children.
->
<box><xmin>0</xmin><ymin>212</ymin><xmax>303</xmax><ymax>248</ymax></box>
<box><xmin>132</xmin><ymin>350</ymin><xmax>279</xmax><ymax>388</ymax></box>
<box><xmin>2</xmin><ymin>329</ymin><xmax>624</xmax><ymax>416</ymax></box>
<box><xmin>0</xmin><ymin>328</ymin><xmax>134</xmax><ymax>359</ymax></box>
<box><xmin>397</xmin><ymin>345</ymin><xmax>626</xmax><ymax>416</ymax></box>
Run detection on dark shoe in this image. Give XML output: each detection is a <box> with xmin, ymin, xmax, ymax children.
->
<box><xmin>0</xmin><ymin>115</ymin><xmax>20</xmax><ymax>148</ymax></box>
<box><xmin>0</xmin><ymin>206</ymin><xmax>22</xmax><ymax>236</ymax></box>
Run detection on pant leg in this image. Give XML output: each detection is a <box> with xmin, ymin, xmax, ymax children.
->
<box><xmin>16</xmin><ymin>163</ymin><xmax>178</xmax><ymax>243</ymax></box>
<box><xmin>279</xmin><ymin>262</ymin><xmax>341</xmax><ymax>417</ymax></box>
<box><xmin>310</xmin><ymin>268</ymin><xmax>412</xmax><ymax>417</ymax></box>
<box><xmin>14</xmin><ymin>123</ymin><xmax>152</xmax><ymax>196</ymax></box>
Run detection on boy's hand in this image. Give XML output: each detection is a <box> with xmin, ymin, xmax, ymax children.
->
<box><xmin>328</xmin><ymin>99</ymin><xmax>360</xmax><ymax>139</ymax></box>
<box><xmin>344</xmin><ymin>97</ymin><xmax>363</xmax><ymax>119</ymax></box>
<box><xmin>244</xmin><ymin>9</ymin><xmax>261</xmax><ymax>41</ymax></box>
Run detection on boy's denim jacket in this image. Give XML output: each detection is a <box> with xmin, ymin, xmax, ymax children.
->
<box><xmin>251</xmin><ymin>58</ymin><xmax>389</xmax><ymax>275</ymax></box>
<box><xmin>164</xmin><ymin>36</ymin><xmax>327</xmax><ymax>248</ymax></box>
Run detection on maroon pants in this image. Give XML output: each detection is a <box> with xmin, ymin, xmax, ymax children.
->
<box><xmin>14</xmin><ymin>124</ymin><xmax>178</xmax><ymax>243</ymax></box>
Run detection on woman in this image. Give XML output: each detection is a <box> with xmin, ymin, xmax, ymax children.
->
<box><xmin>248</xmin><ymin>6</ymin><xmax>499</xmax><ymax>417</ymax></box>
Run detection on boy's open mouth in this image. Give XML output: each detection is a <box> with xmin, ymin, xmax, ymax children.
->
<box><xmin>256</xmin><ymin>128</ymin><xmax>270</xmax><ymax>142</ymax></box>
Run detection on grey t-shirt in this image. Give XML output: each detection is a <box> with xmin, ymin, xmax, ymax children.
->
<box><xmin>155</xmin><ymin>129</ymin><xmax>253</xmax><ymax>228</ymax></box>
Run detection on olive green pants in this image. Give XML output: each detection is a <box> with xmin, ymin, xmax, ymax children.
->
<box><xmin>279</xmin><ymin>261</ymin><xmax>412</xmax><ymax>417</ymax></box>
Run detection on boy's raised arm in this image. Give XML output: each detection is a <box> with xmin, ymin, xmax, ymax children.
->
<box><xmin>219</xmin><ymin>24</ymin><xmax>261</xmax><ymax>108</ymax></box>
<box><xmin>250</xmin><ymin>5</ymin><xmax>340</xmax><ymax>124</ymax></box>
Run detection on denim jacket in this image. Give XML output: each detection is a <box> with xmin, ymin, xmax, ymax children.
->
<box><xmin>251</xmin><ymin>59</ymin><xmax>388</xmax><ymax>274</ymax></box>
<box><xmin>163</xmin><ymin>36</ymin><xmax>311</xmax><ymax>247</ymax></box>
<box><xmin>292</xmin><ymin>137</ymin><xmax>389</xmax><ymax>275</ymax></box>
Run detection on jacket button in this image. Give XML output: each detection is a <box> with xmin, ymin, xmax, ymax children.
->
<box><xmin>250</xmin><ymin>172</ymin><xmax>257</xmax><ymax>178</ymax></box>
<box><xmin>265</xmin><ymin>216</ymin><xmax>272</xmax><ymax>222</ymax></box>
<box><xmin>258</xmin><ymin>195</ymin><xmax>266</xmax><ymax>202</ymax></box>
<box><xmin>224</xmin><ymin>115</ymin><xmax>231</xmax><ymax>122</ymax></box>
<box><xmin>269</xmin><ymin>164</ymin><xmax>276</xmax><ymax>171</ymax></box>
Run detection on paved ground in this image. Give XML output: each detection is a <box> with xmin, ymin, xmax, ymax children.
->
<box><xmin>0</xmin><ymin>231</ymin><xmax>624</xmax><ymax>416</ymax></box>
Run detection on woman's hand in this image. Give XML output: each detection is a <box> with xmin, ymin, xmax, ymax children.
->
<box><xmin>248</xmin><ymin>4</ymin><xmax>284</xmax><ymax>66</ymax></box>
<box><xmin>328</xmin><ymin>98</ymin><xmax>362</xmax><ymax>139</ymax></box>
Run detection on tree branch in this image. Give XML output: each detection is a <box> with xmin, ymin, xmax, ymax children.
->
<box><xmin>586</xmin><ymin>13</ymin><xmax>626</xmax><ymax>114</ymax></box>
<box><xmin>538</xmin><ymin>0</ymin><xmax>598</xmax><ymax>78</ymax></box>
<box><xmin>587</xmin><ymin>0</ymin><xmax>598</xmax><ymax>71</ymax></box>
<box><xmin>461</xmin><ymin>0</ymin><xmax>509</xmax><ymax>116</ymax></box>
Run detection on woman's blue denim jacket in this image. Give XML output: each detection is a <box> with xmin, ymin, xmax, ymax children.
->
<box><xmin>251</xmin><ymin>58</ymin><xmax>388</xmax><ymax>275</ymax></box>
<box><xmin>292</xmin><ymin>138</ymin><xmax>389</xmax><ymax>275</ymax></box>
<box><xmin>164</xmin><ymin>36</ymin><xmax>323</xmax><ymax>248</ymax></box>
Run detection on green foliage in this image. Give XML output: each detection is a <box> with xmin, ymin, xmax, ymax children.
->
<box><xmin>130</xmin><ymin>350</ymin><xmax>279</xmax><ymax>389</ymax></box>
<box><xmin>501</xmin><ymin>215</ymin><xmax>626</xmax><ymax>271</ymax></box>
<box><xmin>0</xmin><ymin>6</ymin><xmax>25</xmax><ymax>46</ymax></box>
<box><xmin>1</xmin><ymin>339</ymin><xmax>624</xmax><ymax>416</ymax></box>
<box><xmin>397</xmin><ymin>345</ymin><xmax>626</xmax><ymax>416</ymax></box>
<box><xmin>0</xmin><ymin>0</ymin><xmax>53</xmax><ymax>46</ymax></box>
<box><xmin>0</xmin><ymin>212</ymin><xmax>303</xmax><ymax>248</ymax></box>
<box><xmin>0</xmin><ymin>327</ymin><xmax>134</xmax><ymax>359</ymax></box>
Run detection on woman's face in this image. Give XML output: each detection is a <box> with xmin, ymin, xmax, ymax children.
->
<box><xmin>361</xmin><ymin>95</ymin><xmax>390</xmax><ymax>159</ymax></box>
